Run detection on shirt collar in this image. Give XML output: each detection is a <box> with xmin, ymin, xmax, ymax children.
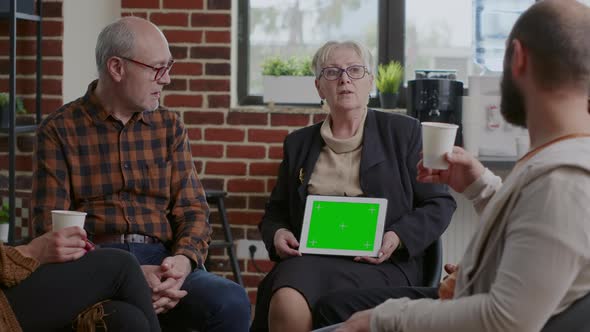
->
<box><xmin>83</xmin><ymin>80</ymin><xmax>152</xmax><ymax>126</ymax></box>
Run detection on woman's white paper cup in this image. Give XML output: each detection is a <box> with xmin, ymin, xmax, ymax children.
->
<box><xmin>422</xmin><ymin>122</ymin><xmax>459</xmax><ymax>170</ymax></box>
<box><xmin>51</xmin><ymin>210</ymin><xmax>87</xmax><ymax>231</ymax></box>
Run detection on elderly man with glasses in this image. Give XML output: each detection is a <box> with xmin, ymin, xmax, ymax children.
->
<box><xmin>31</xmin><ymin>16</ymin><xmax>250</xmax><ymax>332</ymax></box>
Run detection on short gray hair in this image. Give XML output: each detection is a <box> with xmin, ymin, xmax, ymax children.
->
<box><xmin>311</xmin><ymin>41</ymin><xmax>374</xmax><ymax>78</ymax></box>
<box><xmin>95</xmin><ymin>19</ymin><xmax>135</xmax><ymax>77</ymax></box>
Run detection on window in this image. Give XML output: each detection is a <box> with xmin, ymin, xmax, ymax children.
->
<box><xmin>245</xmin><ymin>1</ymin><xmax>378</xmax><ymax>96</ymax></box>
<box><xmin>237</xmin><ymin>0</ymin><xmax>541</xmax><ymax>106</ymax></box>
<box><xmin>237</xmin><ymin>0</ymin><xmax>402</xmax><ymax>106</ymax></box>
<box><xmin>406</xmin><ymin>0</ymin><xmax>473</xmax><ymax>84</ymax></box>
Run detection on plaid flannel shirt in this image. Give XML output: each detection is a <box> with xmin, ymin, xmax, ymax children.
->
<box><xmin>32</xmin><ymin>81</ymin><xmax>211</xmax><ymax>267</ymax></box>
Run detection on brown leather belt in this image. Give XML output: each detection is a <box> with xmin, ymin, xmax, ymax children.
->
<box><xmin>92</xmin><ymin>233</ymin><xmax>160</xmax><ymax>244</ymax></box>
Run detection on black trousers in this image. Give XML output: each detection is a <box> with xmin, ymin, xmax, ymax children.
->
<box><xmin>312</xmin><ymin>286</ymin><xmax>439</xmax><ymax>328</ymax></box>
<box><xmin>251</xmin><ymin>255</ymin><xmax>413</xmax><ymax>332</ymax></box>
<box><xmin>4</xmin><ymin>248</ymin><xmax>160</xmax><ymax>331</ymax></box>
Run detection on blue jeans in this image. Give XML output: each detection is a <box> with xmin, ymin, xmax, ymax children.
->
<box><xmin>101</xmin><ymin>243</ymin><xmax>250</xmax><ymax>332</ymax></box>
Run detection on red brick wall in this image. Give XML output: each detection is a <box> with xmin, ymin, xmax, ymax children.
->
<box><xmin>0</xmin><ymin>0</ymin><xmax>328</xmax><ymax>304</ymax></box>
<box><xmin>0</xmin><ymin>0</ymin><xmax>64</xmax><ymax>238</ymax></box>
<box><xmin>122</xmin><ymin>0</ymin><xmax>281</xmax><ymax>303</ymax></box>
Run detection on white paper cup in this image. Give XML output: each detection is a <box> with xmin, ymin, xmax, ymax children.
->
<box><xmin>422</xmin><ymin>122</ymin><xmax>459</xmax><ymax>170</ymax></box>
<box><xmin>51</xmin><ymin>210</ymin><xmax>87</xmax><ymax>231</ymax></box>
<box><xmin>515</xmin><ymin>135</ymin><xmax>530</xmax><ymax>158</ymax></box>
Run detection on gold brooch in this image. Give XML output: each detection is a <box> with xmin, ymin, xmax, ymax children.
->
<box><xmin>298</xmin><ymin>168</ymin><xmax>305</xmax><ymax>184</ymax></box>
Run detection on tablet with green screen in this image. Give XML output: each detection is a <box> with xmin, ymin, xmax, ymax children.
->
<box><xmin>299</xmin><ymin>195</ymin><xmax>388</xmax><ymax>257</ymax></box>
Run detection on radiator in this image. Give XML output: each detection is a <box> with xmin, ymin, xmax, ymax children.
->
<box><xmin>441</xmin><ymin>191</ymin><xmax>479</xmax><ymax>270</ymax></box>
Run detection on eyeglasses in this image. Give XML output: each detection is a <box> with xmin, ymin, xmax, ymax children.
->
<box><xmin>120</xmin><ymin>56</ymin><xmax>175</xmax><ymax>81</ymax></box>
<box><xmin>319</xmin><ymin>65</ymin><xmax>368</xmax><ymax>81</ymax></box>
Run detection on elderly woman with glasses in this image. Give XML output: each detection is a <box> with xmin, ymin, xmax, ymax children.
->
<box><xmin>250</xmin><ymin>40</ymin><xmax>457</xmax><ymax>332</ymax></box>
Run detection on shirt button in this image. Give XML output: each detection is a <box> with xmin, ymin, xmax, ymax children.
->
<box><xmin>128</xmin><ymin>217</ymin><xmax>134</xmax><ymax>222</ymax></box>
<box><xmin>123</xmin><ymin>163</ymin><xmax>130</xmax><ymax>169</ymax></box>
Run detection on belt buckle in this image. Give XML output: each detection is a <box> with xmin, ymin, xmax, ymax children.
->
<box><xmin>129</xmin><ymin>234</ymin><xmax>145</xmax><ymax>243</ymax></box>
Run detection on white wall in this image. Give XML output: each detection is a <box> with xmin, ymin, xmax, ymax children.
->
<box><xmin>63</xmin><ymin>0</ymin><xmax>121</xmax><ymax>103</ymax></box>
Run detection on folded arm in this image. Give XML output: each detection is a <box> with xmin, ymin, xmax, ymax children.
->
<box><xmin>167</xmin><ymin>120</ymin><xmax>210</xmax><ymax>269</ymax></box>
<box><xmin>32</xmin><ymin>124</ymin><xmax>72</xmax><ymax>236</ymax></box>
<box><xmin>259</xmin><ymin>140</ymin><xmax>294</xmax><ymax>261</ymax></box>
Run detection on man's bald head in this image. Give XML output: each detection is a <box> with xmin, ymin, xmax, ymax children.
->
<box><xmin>95</xmin><ymin>16</ymin><xmax>167</xmax><ymax>78</ymax></box>
<box><xmin>506</xmin><ymin>0</ymin><xmax>590</xmax><ymax>91</ymax></box>
<box><xmin>501</xmin><ymin>0</ymin><xmax>590</xmax><ymax>127</ymax></box>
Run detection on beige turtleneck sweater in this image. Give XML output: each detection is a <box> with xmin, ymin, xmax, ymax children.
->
<box><xmin>308</xmin><ymin>108</ymin><xmax>367</xmax><ymax>196</ymax></box>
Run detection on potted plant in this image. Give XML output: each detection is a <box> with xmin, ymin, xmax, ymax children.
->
<box><xmin>0</xmin><ymin>203</ymin><xmax>9</xmax><ymax>243</ymax></box>
<box><xmin>0</xmin><ymin>92</ymin><xmax>28</xmax><ymax>129</ymax></box>
<box><xmin>376</xmin><ymin>60</ymin><xmax>404</xmax><ymax>109</ymax></box>
<box><xmin>261</xmin><ymin>56</ymin><xmax>318</xmax><ymax>104</ymax></box>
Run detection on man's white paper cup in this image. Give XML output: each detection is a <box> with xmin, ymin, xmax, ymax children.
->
<box><xmin>51</xmin><ymin>210</ymin><xmax>87</xmax><ymax>231</ymax></box>
<box><xmin>422</xmin><ymin>122</ymin><xmax>459</xmax><ymax>170</ymax></box>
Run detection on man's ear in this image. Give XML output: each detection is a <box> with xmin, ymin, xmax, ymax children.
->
<box><xmin>510</xmin><ymin>39</ymin><xmax>527</xmax><ymax>80</ymax></box>
<box><xmin>106</xmin><ymin>57</ymin><xmax>125</xmax><ymax>82</ymax></box>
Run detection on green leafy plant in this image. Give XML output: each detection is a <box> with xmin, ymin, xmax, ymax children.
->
<box><xmin>0</xmin><ymin>204</ymin><xmax>9</xmax><ymax>224</ymax></box>
<box><xmin>375</xmin><ymin>61</ymin><xmax>404</xmax><ymax>94</ymax></box>
<box><xmin>261</xmin><ymin>56</ymin><xmax>313</xmax><ymax>76</ymax></box>
<box><xmin>297</xmin><ymin>57</ymin><xmax>314</xmax><ymax>76</ymax></box>
<box><xmin>0</xmin><ymin>92</ymin><xmax>28</xmax><ymax>114</ymax></box>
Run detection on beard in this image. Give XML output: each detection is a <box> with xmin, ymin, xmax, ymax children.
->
<box><xmin>500</xmin><ymin>61</ymin><xmax>527</xmax><ymax>128</ymax></box>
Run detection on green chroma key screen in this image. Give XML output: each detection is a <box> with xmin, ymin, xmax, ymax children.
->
<box><xmin>306</xmin><ymin>200</ymin><xmax>380</xmax><ymax>251</ymax></box>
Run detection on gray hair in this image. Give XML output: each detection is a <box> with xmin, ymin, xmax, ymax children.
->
<box><xmin>95</xmin><ymin>19</ymin><xmax>136</xmax><ymax>77</ymax></box>
<box><xmin>311</xmin><ymin>41</ymin><xmax>374</xmax><ymax>78</ymax></box>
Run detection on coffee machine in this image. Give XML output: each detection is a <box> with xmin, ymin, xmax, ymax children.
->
<box><xmin>407</xmin><ymin>70</ymin><xmax>464</xmax><ymax>145</ymax></box>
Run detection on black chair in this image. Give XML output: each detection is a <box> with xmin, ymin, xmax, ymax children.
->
<box><xmin>541</xmin><ymin>292</ymin><xmax>590</xmax><ymax>332</ymax></box>
<box><xmin>205</xmin><ymin>190</ymin><xmax>243</xmax><ymax>287</ymax></box>
<box><xmin>422</xmin><ymin>238</ymin><xmax>443</xmax><ymax>287</ymax></box>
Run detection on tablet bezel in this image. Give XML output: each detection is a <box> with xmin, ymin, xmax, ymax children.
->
<box><xmin>299</xmin><ymin>195</ymin><xmax>388</xmax><ymax>257</ymax></box>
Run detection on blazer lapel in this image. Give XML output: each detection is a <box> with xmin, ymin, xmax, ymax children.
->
<box><xmin>297</xmin><ymin>127</ymin><xmax>324</xmax><ymax>202</ymax></box>
<box><xmin>360</xmin><ymin>109</ymin><xmax>386</xmax><ymax>175</ymax></box>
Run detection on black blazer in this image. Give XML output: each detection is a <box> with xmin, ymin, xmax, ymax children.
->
<box><xmin>259</xmin><ymin>109</ymin><xmax>456</xmax><ymax>285</ymax></box>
